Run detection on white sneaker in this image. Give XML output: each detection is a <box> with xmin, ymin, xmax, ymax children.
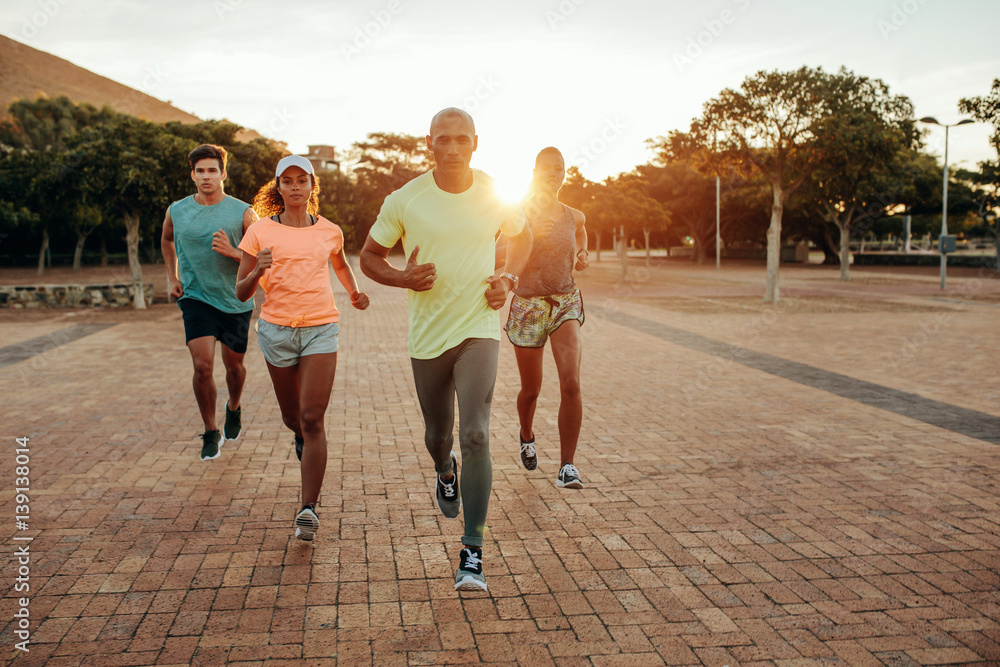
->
<box><xmin>556</xmin><ymin>463</ymin><xmax>584</xmax><ymax>489</ymax></box>
<box><xmin>295</xmin><ymin>506</ymin><xmax>319</xmax><ymax>541</ymax></box>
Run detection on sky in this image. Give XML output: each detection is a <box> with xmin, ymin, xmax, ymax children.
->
<box><xmin>2</xmin><ymin>0</ymin><xmax>998</xmax><ymax>197</ymax></box>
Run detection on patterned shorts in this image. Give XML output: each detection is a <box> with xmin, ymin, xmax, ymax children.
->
<box><xmin>505</xmin><ymin>289</ymin><xmax>584</xmax><ymax>348</ymax></box>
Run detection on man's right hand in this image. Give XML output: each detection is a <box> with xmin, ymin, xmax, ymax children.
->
<box><xmin>168</xmin><ymin>280</ymin><xmax>184</xmax><ymax>299</ymax></box>
<box><xmin>401</xmin><ymin>246</ymin><xmax>436</xmax><ymax>291</ymax></box>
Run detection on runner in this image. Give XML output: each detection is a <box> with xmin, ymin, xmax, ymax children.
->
<box><xmin>161</xmin><ymin>143</ymin><xmax>257</xmax><ymax>461</ymax></box>
<box><xmin>504</xmin><ymin>147</ymin><xmax>589</xmax><ymax>488</ymax></box>
<box><xmin>359</xmin><ymin>108</ymin><xmax>532</xmax><ymax>591</ymax></box>
<box><xmin>236</xmin><ymin>155</ymin><xmax>370</xmax><ymax>541</ymax></box>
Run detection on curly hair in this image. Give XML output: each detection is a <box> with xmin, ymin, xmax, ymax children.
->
<box><xmin>252</xmin><ymin>173</ymin><xmax>321</xmax><ymax>218</ymax></box>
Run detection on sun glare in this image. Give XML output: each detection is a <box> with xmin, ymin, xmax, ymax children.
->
<box><xmin>477</xmin><ymin>146</ymin><xmax>533</xmax><ymax>208</ymax></box>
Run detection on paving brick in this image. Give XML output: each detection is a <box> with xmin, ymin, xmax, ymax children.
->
<box><xmin>5</xmin><ymin>262</ymin><xmax>1000</xmax><ymax>665</ymax></box>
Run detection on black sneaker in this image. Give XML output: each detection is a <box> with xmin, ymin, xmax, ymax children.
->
<box><xmin>295</xmin><ymin>504</ymin><xmax>319</xmax><ymax>541</ymax></box>
<box><xmin>435</xmin><ymin>453</ymin><xmax>460</xmax><ymax>518</ymax></box>
<box><xmin>200</xmin><ymin>430</ymin><xmax>222</xmax><ymax>461</ymax></box>
<box><xmin>224</xmin><ymin>402</ymin><xmax>242</xmax><ymax>441</ymax></box>
<box><xmin>294</xmin><ymin>435</ymin><xmax>304</xmax><ymax>461</ymax></box>
<box><xmin>556</xmin><ymin>463</ymin><xmax>583</xmax><ymax>489</ymax></box>
<box><xmin>454</xmin><ymin>546</ymin><xmax>486</xmax><ymax>591</ymax></box>
<box><xmin>519</xmin><ymin>429</ymin><xmax>537</xmax><ymax>471</ymax></box>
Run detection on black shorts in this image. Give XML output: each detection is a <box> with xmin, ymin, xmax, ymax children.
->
<box><xmin>178</xmin><ymin>298</ymin><xmax>252</xmax><ymax>354</ymax></box>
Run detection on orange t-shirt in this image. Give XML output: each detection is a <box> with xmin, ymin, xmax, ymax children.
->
<box><xmin>238</xmin><ymin>216</ymin><xmax>345</xmax><ymax>327</ymax></box>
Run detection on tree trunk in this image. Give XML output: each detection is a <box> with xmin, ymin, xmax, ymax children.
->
<box><xmin>837</xmin><ymin>220</ymin><xmax>851</xmax><ymax>282</ymax></box>
<box><xmin>764</xmin><ymin>184</ymin><xmax>783</xmax><ymax>303</ymax></box>
<box><xmin>124</xmin><ymin>210</ymin><xmax>146</xmax><ymax>310</ymax></box>
<box><xmin>692</xmin><ymin>235</ymin><xmax>706</xmax><ymax>265</ymax></box>
<box><xmin>594</xmin><ymin>231</ymin><xmax>601</xmax><ymax>262</ymax></box>
<box><xmin>643</xmin><ymin>229</ymin><xmax>651</xmax><ymax>267</ymax></box>
<box><xmin>36</xmin><ymin>227</ymin><xmax>49</xmax><ymax>276</ymax></box>
<box><xmin>72</xmin><ymin>231</ymin><xmax>90</xmax><ymax>270</ymax></box>
<box><xmin>818</xmin><ymin>225</ymin><xmax>838</xmax><ymax>264</ymax></box>
<box><xmin>100</xmin><ymin>238</ymin><xmax>108</xmax><ymax>267</ymax></box>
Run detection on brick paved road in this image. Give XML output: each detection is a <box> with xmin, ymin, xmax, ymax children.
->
<box><xmin>2</xmin><ymin>262</ymin><xmax>999</xmax><ymax>665</ymax></box>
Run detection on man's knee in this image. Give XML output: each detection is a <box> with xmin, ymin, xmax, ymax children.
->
<box><xmin>459</xmin><ymin>427</ymin><xmax>489</xmax><ymax>454</ymax></box>
<box><xmin>192</xmin><ymin>356</ymin><xmax>214</xmax><ymax>381</ymax></box>
<box><xmin>424</xmin><ymin>425</ymin><xmax>453</xmax><ymax>450</ymax></box>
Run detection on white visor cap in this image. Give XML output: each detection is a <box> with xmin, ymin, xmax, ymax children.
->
<box><xmin>275</xmin><ymin>155</ymin><xmax>315</xmax><ymax>178</ymax></box>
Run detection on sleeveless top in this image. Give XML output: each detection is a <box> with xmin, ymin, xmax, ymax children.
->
<box><xmin>169</xmin><ymin>194</ymin><xmax>252</xmax><ymax>314</ymax></box>
<box><xmin>516</xmin><ymin>204</ymin><xmax>576</xmax><ymax>298</ymax></box>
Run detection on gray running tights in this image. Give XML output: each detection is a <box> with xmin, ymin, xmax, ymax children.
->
<box><xmin>411</xmin><ymin>338</ymin><xmax>498</xmax><ymax>547</ymax></box>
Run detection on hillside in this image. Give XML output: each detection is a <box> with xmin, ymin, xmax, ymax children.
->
<box><xmin>0</xmin><ymin>34</ymin><xmax>264</xmax><ymax>142</ymax></box>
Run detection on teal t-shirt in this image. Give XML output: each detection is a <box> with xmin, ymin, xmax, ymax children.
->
<box><xmin>169</xmin><ymin>195</ymin><xmax>252</xmax><ymax>314</ymax></box>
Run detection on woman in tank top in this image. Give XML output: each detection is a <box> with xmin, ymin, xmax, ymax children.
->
<box><xmin>503</xmin><ymin>147</ymin><xmax>590</xmax><ymax>489</ymax></box>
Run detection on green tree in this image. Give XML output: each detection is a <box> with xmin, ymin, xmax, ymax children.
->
<box><xmin>0</xmin><ymin>200</ymin><xmax>39</xmax><ymax>264</ymax></box>
<box><xmin>959</xmin><ymin>79</ymin><xmax>1000</xmax><ymax>180</ymax></box>
<box><xmin>617</xmin><ymin>171</ymin><xmax>670</xmax><ymax>267</ymax></box>
<box><xmin>162</xmin><ymin>119</ymin><xmax>285</xmax><ymax>204</ymax></box>
<box><xmin>346</xmin><ymin>132</ymin><xmax>433</xmax><ymax>248</ymax></box>
<box><xmin>639</xmin><ymin>161</ymin><xmax>717</xmax><ymax>264</ymax></box>
<box><xmin>67</xmin><ymin>116</ymin><xmax>191</xmax><ymax>308</ymax></box>
<box><xmin>587</xmin><ymin>174</ymin><xmax>666</xmax><ymax>279</ymax></box>
<box><xmin>0</xmin><ymin>148</ymin><xmax>78</xmax><ymax>274</ymax></box>
<box><xmin>806</xmin><ymin>73</ymin><xmax>918</xmax><ymax>280</ymax></box>
<box><xmin>316</xmin><ymin>167</ymin><xmax>361</xmax><ymax>250</ymax></box>
<box><xmin>667</xmin><ymin>66</ymin><xmax>841</xmax><ymax>302</ymax></box>
<box><xmin>959</xmin><ymin>79</ymin><xmax>1000</xmax><ymax>261</ymax></box>
<box><xmin>69</xmin><ymin>202</ymin><xmax>103</xmax><ymax>270</ymax></box>
<box><xmin>0</xmin><ymin>96</ymin><xmax>117</xmax><ymax>153</ymax></box>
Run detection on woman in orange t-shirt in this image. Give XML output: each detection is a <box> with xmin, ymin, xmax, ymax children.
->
<box><xmin>237</xmin><ymin>155</ymin><xmax>370</xmax><ymax>542</ymax></box>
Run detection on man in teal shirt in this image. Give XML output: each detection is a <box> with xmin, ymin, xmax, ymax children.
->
<box><xmin>161</xmin><ymin>144</ymin><xmax>258</xmax><ymax>460</ymax></box>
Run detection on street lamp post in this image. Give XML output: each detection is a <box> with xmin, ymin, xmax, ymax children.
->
<box><xmin>919</xmin><ymin>116</ymin><xmax>974</xmax><ymax>289</ymax></box>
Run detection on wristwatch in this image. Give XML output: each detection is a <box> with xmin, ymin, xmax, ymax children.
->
<box><xmin>499</xmin><ymin>272</ymin><xmax>519</xmax><ymax>291</ymax></box>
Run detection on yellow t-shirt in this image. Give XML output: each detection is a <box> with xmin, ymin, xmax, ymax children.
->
<box><xmin>238</xmin><ymin>216</ymin><xmax>344</xmax><ymax>327</ymax></box>
<box><xmin>370</xmin><ymin>169</ymin><xmax>525</xmax><ymax>359</ymax></box>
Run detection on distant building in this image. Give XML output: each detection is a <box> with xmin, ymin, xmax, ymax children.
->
<box><xmin>306</xmin><ymin>145</ymin><xmax>339</xmax><ymax>172</ymax></box>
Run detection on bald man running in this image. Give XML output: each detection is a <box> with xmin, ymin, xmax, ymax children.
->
<box><xmin>360</xmin><ymin>108</ymin><xmax>532</xmax><ymax>592</ymax></box>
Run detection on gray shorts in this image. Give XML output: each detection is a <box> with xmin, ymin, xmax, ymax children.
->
<box><xmin>255</xmin><ymin>319</ymin><xmax>339</xmax><ymax>367</ymax></box>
